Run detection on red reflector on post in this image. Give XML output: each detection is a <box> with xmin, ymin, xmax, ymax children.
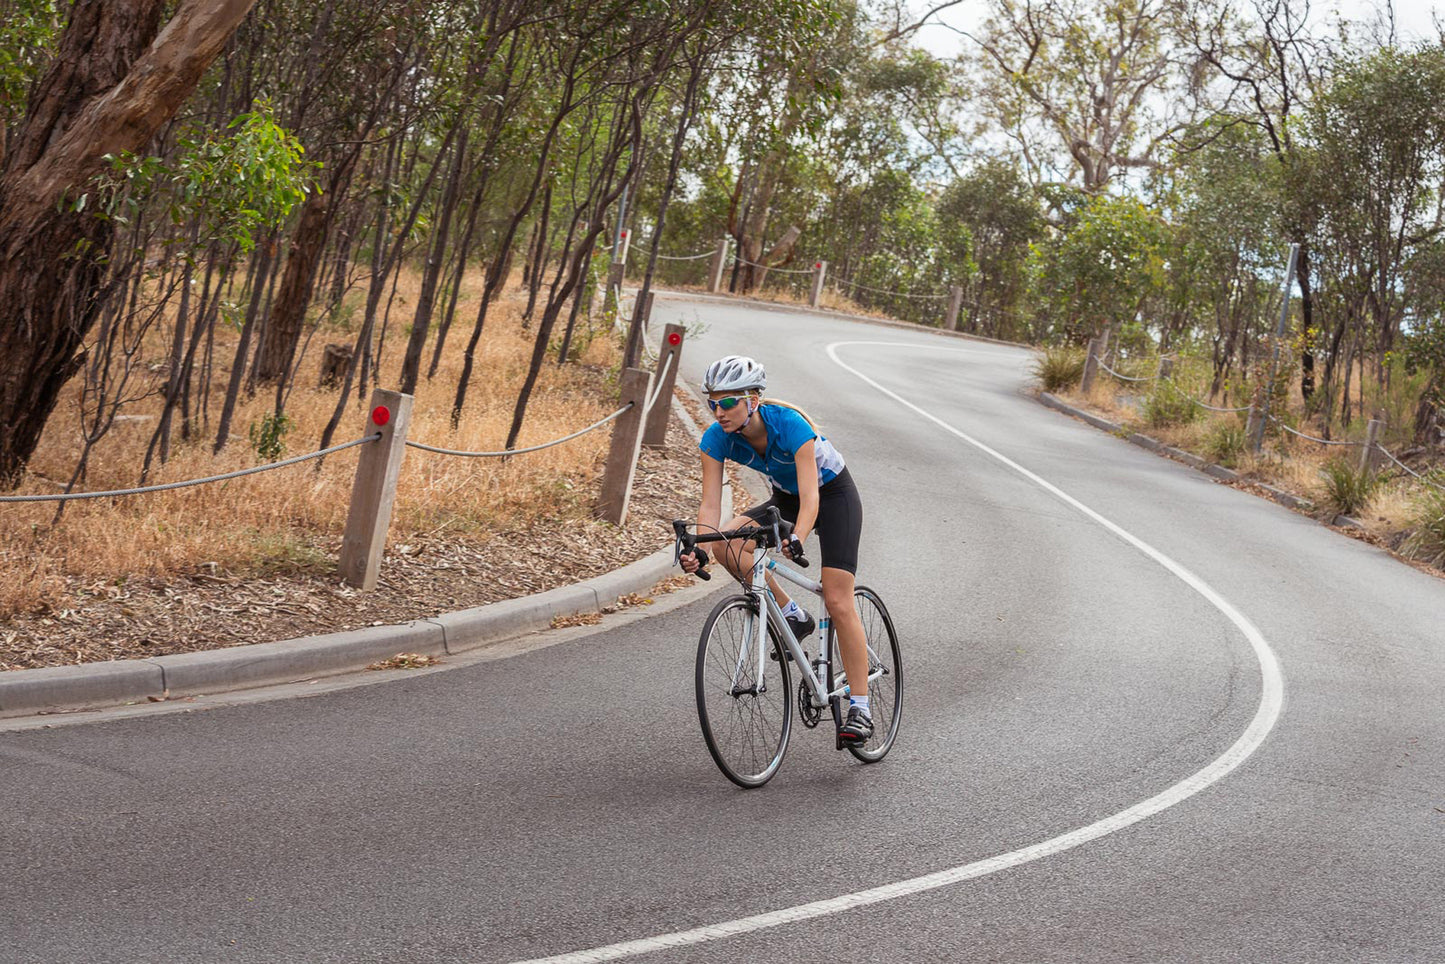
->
<box><xmin>371</xmin><ymin>406</ymin><xmax>391</xmax><ymax>427</ymax></box>
<box><xmin>667</xmin><ymin>332</ymin><xmax>682</xmax><ymax>346</ymax></box>
<box><xmin>814</xmin><ymin>262</ymin><xmax>821</xmax><ymax>269</ymax></box>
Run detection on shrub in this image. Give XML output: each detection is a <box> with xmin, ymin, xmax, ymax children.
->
<box><xmin>1032</xmin><ymin>346</ymin><xmax>1086</xmax><ymax>392</ymax></box>
<box><xmin>1142</xmin><ymin>379</ymin><xmax>1199</xmax><ymax>428</ymax></box>
<box><xmin>1318</xmin><ymin>457</ymin><xmax>1380</xmax><ymax>518</ymax></box>
<box><xmin>248</xmin><ymin>412</ymin><xmax>292</xmax><ymax>461</ymax></box>
<box><xmin>1403</xmin><ymin>485</ymin><xmax>1445</xmax><ymax>568</ymax></box>
<box><xmin>1203</xmin><ymin>417</ymin><xmax>1248</xmax><ymax>466</ymax></box>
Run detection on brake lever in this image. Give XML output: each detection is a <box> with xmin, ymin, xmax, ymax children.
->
<box><xmin>672</xmin><ymin>519</ymin><xmax>711</xmax><ymax>580</ymax></box>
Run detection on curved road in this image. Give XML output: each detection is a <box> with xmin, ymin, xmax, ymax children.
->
<box><xmin>3</xmin><ymin>295</ymin><xmax>1444</xmax><ymax>963</ymax></box>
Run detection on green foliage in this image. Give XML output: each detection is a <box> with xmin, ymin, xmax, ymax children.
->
<box><xmin>936</xmin><ymin>161</ymin><xmax>1042</xmax><ymax>338</ymax></box>
<box><xmin>1031</xmin><ymin>346</ymin><xmax>1085</xmax><ymax>392</ymax></box>
<box><xmin>0</xmin><ymin>0</ymin><xmax>57</xmax><ymax>128</ymax></box>
<box><xmin>1203</xmin><ymin>418</ymin><xmax>1248</xmax><ymax>467</ymax></box>
<box><xmin>93</xmin><ymin>106</ymin><xmax>314</xmax><ymax>253</ymax></box>
<box><xmin>248</xmin><ymin>413</ymin><xmax>293</xmax><ymax>462</ymax></box>
<box><xmin>1403</xmin><ymin>486</ymin><xmax>1445</xmax><ymax>569</ymax></box>
<box><xmin>1318</xmin><ymin>457</ymin><xmax>1380</xmax><ymax>518</ymax></box>
<box><xmin>1142</xmin><ymin>379</ymin><xmax>1199</xmax><ymax>429</ymax></box>
<box><xmin>1029</xmin><ymin>194</ymin><xmax>1167</xmax><ymax>342</ymax></box>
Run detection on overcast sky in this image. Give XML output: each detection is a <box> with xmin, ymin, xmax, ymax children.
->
<box><xmin>911</xmin><ymin>0</ymin><xmax>1443</xmax><ymax>59</ymax></box>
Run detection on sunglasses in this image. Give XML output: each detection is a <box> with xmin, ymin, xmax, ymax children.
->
<box><xmin>707</xmin><ymin>394</ymin><xmax>752</xmax><ymax>413</ymax></box>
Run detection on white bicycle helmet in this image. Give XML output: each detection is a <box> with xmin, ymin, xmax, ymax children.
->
<box><xmin>702</xmin><ymin>355</ymin><xmax>767</xmax><ymax>393</ymax></box>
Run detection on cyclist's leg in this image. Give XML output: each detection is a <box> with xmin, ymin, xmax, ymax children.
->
<box><xmin>821</xmin><ymin>567</ymin><xmax>868</xmax><ymax>697</ymax></box>
<box><xmin>812</xmin><ymin>470</ymin><xmax>866</xmax><ymax>695</ymax></box>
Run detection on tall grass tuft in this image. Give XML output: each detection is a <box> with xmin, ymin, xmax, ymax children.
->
<box><xmin>1318</xmin><ymin>457</ymin><xmax>1380</xmax><ymax>518</ymax></box>
<box><xmin>1203</xmin><ymin>417</ymin><xmax>1248</xmax><ymax>467</ymax></box>
<box><xmin>1403</xmin><ymin>485</ymin><xmax>1445</xmax><ymax>569</ymax></box>
<box><xmin>1032</xmin><ymin>346</ymin><xmax>1086</xmax><ymax>393</ymax></box>
<box><xmin>1142</xmin><ymin>379</ymin><xmax>1199</xmax><ymax>428</ymax></box>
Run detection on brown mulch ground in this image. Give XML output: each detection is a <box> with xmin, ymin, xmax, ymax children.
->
<box><xmin>0</xmin><ymin>397</ymin><xmax>755</xmax><ymax>671</ymax></box>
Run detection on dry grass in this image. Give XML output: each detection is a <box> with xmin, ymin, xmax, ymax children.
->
<box><xmin>1048</xmin><ymin>359</ymin><xmax>1445</xmax><ymax>573</ymax></box>
<box><xmin>1363</xmin><ymin>483</ymin><xmax>1420</xmax><ymax>532</ymax></box>
<box><xmin>0</xmin><ymin>266</ymin><xmax>627</xmax><ymax>619</ymax></box>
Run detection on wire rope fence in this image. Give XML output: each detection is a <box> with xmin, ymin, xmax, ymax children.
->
<box><xmin>4</xmin><ymin>332</ymin><xmax>691</xmax><ymax>589</ymax></box>
<box><xmin>730</xmin><ymin>254</ymin><xmax>817</xmax><ymax>275</ymax></box>
<box><xmin>0</xmin><ymin>434</ymin><xmax>379</xmax><ymax>503</ymax></box>
<box><xmin>405</xmin><ymin>406</ymin><xmax>632</xmax><ymax>458</ymax></box>
<box><xmin>833</xmin><ymin>275</ymin><xmax>950</xmax><ymax>301</ymax></box>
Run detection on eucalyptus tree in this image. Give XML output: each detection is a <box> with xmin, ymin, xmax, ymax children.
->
<box><xmin>935</xmin><ymin>160</ymin><xmax>1043</xmax><ymax>339</ymax></box>
<box><xmin>0</xmin><ymin>0</ymin><xmax>261</xmax><ymax>487</ymax></box>
<box><xmin>1156</xmin><ymin>121</ymin><xmax>1280</xmax><ymax>393</ymax></box>
<box><xmin>1292</xmin><ymin>44</ymin><xmax>1445</xmax><ymax>430</ymax></box>
<box><xmin>965</xmin><ymin>0</ymin><xmax>1200</xmax><ymax>193</ymax></box>
<box><xmin>1027</xmin><ymin>192</ymin><xmax>1168</xmax><ymax>343</ymax></box>
<box><xmin>1185</xmin><ymin>0</ymin><xmax>1331</xmax><ymax>396</ymax></box>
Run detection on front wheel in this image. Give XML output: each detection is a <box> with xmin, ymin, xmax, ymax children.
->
<box><xmin>845</xmin><ymin>586</ymin><xmax>903</xmax><ymax>763</ymax></box>
<box><xmin>696</xmin><ymin>595</ymin><xmax>793</xmax><ymax>788</ymax></box>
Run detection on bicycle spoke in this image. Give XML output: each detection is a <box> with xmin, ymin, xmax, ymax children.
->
<box><xmin>696</xmin><ymin>597</ymin><xmax>791</xmax><ymax>787</ymax></box>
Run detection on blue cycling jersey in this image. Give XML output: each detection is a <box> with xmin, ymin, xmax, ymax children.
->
<box><xmin>699</xmin><ymin>402</ymin><xmax>845</xmax><ymax>494</ymax></box>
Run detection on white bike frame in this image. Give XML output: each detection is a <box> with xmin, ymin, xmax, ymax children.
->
<box><xmin>739</xmin><ymin>550</ymin><xmax>884</xmax><ymax>712</ymax></box>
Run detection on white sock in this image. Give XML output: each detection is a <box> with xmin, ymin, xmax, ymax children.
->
<box><xmin>850</xmin><ymin>695</ymin><xmax>870</xmax><ymax>716</ymax></box>
<box><xmin>781</xmin><ymin>600</ymin><xmax>805</xmax><ymax>620</ymax></box>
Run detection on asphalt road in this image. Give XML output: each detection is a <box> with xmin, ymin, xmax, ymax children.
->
<box><xmin>3</xmin><ymin>295</ymin><xmax>1444</xmax><ymax>963</ymax></box>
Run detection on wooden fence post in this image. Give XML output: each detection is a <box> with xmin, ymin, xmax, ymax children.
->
<box><xmin>809</xmin><ymin>260</ymin><xmax>828</xmax><ymax>307</ymax></box>
<box><xmin>1247</xmin><ymin>383</ymin><xmax>1267</xmax><ymax>452</ymax></box>
<box><xmin>708</xmin><ymin>237</ymin><xmax>730</xmax><ymax>293</ymax></box>
<box><xmin>339</xmin><ymin>388</ymin><xmax>413</xmax><ymax>590</ymax></box>
<box><xmin>1080</xmin><ymin>337</ymin><xmax>1100</xmax><ymax>394</ymax></box>
<box><xmin>945</xmin><ymin>285</ymin><xmax>963</xmax><ymax>331</ymax></box>
<box><xmin>1360</xmin><ymin>418</ymin><xmax>1382</xmax><ymax>473</ymax></box>
<box><xmin>643</xmin><ymin>324</ymin><xmax>685</xmax><ymax>448</ymax></box>
<box><xmin>597</xmin><ymin>367</ymin><xmax>654</xmax><ymax>525</ymax></box>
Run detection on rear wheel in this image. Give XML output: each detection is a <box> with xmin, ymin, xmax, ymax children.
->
<box><xmin>844</xmin><ymin>586</ymin><xmax>902</xmax><ymax>763</ymax></box>
<box><xmin>696</xmin><ymin>595</ymin><xmax>793</xmax><ymax>787</ymax></box>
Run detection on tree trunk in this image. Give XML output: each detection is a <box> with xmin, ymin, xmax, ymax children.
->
<box><xmin>213</xmin><ymin>234</ymin><xmax>275</xmax><ymax>452</ymax></box>
<box><xmin>0</xmin><ymin>0</ymin><xmax>258</xmax><ymax>486</ymax></box>
<box><xmin>254</xmin><ymin>190</ymin><xmax>330</xmax><ymax>383</ymax></box>
<box><xmin>400</xmin><ymin>123</ymin><xmax>466</xmax><ymax>393</ymax></box>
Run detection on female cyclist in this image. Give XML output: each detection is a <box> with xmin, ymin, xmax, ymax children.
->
<box><xmin>678</xmin><ymin>355</ymin><xmax>873</xmax><ymax>743</ymax></box>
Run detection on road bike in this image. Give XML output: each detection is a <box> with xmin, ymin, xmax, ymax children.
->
<box><xmin>672</xmin><ymin>507</ymin><xmax>902</xmax><ymax>788</ymax></box>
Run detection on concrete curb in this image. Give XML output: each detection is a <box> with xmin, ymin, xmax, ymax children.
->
<box><xmin>1037</xmin><ymin>391</ymin><xmax>1370</xmax><ymax>529</ymax></box>
<box><xmin>651</xmin><ymin>288</ymin><xmax>1037</xmax><ymax>351</ymax></box>
<box><xmin>0</xmin><ymin>395</ymin><xmax>716</xmax><ymax>719</ymax></box>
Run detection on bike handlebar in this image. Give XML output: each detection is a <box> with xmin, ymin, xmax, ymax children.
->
<box><xmin>672</xmin><ymin>506</ymin><xmax>809</xmax><ymax>581</ymax></box>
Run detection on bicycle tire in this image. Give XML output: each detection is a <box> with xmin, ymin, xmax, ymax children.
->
<box><xmin>844</xmin><ymin>586</ymin><xmax>903</xmax><ymax>763</ymax></box>
<box><xmin>695</xmin><ymin>594</ymin><xmax>793</xmax><ymax>788</ymax></box>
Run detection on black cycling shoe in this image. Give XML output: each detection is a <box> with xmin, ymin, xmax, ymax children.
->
<box><xmin>786</xmin><ymin>611</ymin><xmax>816</xmax><ymax>641</ymax></box>
<box><xmin>839</xmin><ymin>706</ymin><xmax>874</xmax><ymax>744</ymax></box>
<box><xmin>770</xmin><ymin>611</ymin><xmax>816</xmax><ymax>661</ymax></box>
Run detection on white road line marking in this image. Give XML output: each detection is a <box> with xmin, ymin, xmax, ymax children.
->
<box><xmin>516</xmin><ymin>341</ymin><xmax>1285</xmax><ymax>964</ymax></box>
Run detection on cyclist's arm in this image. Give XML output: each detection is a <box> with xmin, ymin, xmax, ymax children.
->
<box><xmin>680</xmin><ymin>453</ymin><xmax>726</xmax><ymax>573</ymax></box>
<box><xmin>697</xmin><ymin>452</ymin><xmax>725</xmax><ymax>533</ymax></box>
<box><xmin>792</xmin><ymin>439</ymin><xmax>819</xmax><ymax>546</ymax></box>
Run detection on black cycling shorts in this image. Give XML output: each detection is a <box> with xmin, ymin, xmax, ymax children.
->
<box><xmin>743</xmin><ymin>467</ymin><xmax>863</xmax><ymax>574</ymax></box>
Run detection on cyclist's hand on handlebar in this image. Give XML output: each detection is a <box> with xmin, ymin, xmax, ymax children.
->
<box><xmin>781</xmin><ymin>534</ymin><xmax>808</xmax><ymax>566</ymax></box>
<box><xmin>680</xmin><ymin>546</ymin><xmax>710</xmax><ymax>576</ymax></box>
